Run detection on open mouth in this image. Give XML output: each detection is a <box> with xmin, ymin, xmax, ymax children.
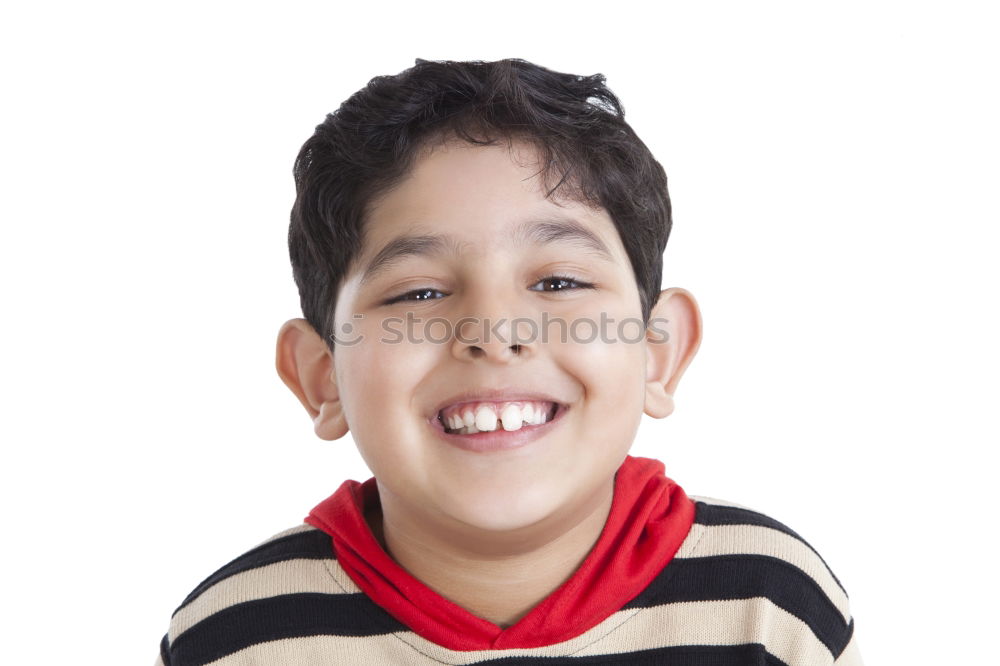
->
<box><xmin>437</xmin><ymin>401</ymin><xmax>561</xmax><ymax>436</ymax></box>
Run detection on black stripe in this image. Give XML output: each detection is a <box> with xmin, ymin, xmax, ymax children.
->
<box><xmin>693</xmin><ymin>502</ymin><xmax>846</xmax><ymax>594</ymax></box>
<box><xmin>168</xmin><ymin>592</ymin><xmax>408</xmax><ymax>666</ymax></box>
<box><xmin>159</xmin><ymin>633</ymin><xmax>171</xmax><ymax>665</ymax></box>
<box><xmin>695</xmin><ymin>502</ymin><xmax>814</xmax><ymax>543</ymax></box>
<box><xmin>469</xmin><ymin>644</ymin><xmax>787</xmax><ymax>665</ymax></box>
<box><xmin>173</xmin><ymin>528</ymin><xmax>333</xmax><ymax>615</ymax></box>
<box><xmin>625</xmin><ymin>554</ymin><xmax>851</xmax><ymax>657</ymax></box>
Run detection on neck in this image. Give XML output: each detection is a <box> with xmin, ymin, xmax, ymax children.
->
<box><xmin>365</xmin><ymin>480</ymin><xmax>615</xmax><ymax>628</ymax></box>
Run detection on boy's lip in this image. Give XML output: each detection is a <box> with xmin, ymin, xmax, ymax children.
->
<box><xmin>427</xmin><ymin>387</ymin><xmax>568</xmax><ymax>420</ymax></box>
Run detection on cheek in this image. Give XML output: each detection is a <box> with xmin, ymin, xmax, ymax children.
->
<box><xmin>568</xmin><ymin>335</ymin><xmax>646</xmax><ymax>404</ymax></box>
<box><xmin>336</xmin><ymin>327</ymin><xmax>438</xmax><ymax>435</ymax></box>
<box><xmin>556</xmin><ymin>299</ymin><xmax>647</xmax><ymax>431</ymax></box>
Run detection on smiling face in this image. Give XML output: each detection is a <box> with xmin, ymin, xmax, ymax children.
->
<box><xmin>326</xmin><ymin>138</ymin><xmax>654</xmax><ymax>537</ymax></box>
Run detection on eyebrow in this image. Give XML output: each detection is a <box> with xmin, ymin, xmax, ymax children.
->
<box><xmin>358</xmin><ymin>217</ymin><xmax>616</xmax><ymax>287</ymax></box>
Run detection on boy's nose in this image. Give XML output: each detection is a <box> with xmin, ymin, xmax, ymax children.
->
<box><xmin>458</xmin><ymin>341</ymin><xmax>524</xmax><ymax>362</ymax></box>
<box><xmin>451</xmin><ymin>313</ymin><xmax>531</xmax><ymax>363</ymax></box>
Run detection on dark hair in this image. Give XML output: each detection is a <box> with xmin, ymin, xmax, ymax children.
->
<box><xmin>288</xmin><ymin>58</ymin><xmax>672</xmax><ymax>352</ymax></box>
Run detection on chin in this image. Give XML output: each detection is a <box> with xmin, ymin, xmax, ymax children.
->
<box><xmin>452</xmin><ymin>511</ymin><xmax>551</xmax><ymax>535</ymax></box>
<box><xmin>442</xmin><ymin>482</ymin><xmax>561</xmax><ymax>533</ymax></box>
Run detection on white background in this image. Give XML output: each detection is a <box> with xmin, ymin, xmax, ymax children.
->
<box><xmin>2</xmin><ymin>2</ymin><xmax>997</xmax><ymax>663</ymax></box>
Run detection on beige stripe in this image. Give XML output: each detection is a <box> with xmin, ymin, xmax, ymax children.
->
<box><xmin>203</xmin><ymin>598</ymin><xmax>834</xmax><ymax>666</ymax></box>
<box><xmin>152</xmin><ymin>655</ymin><xmax>164</xmax><ymax>666</ymax></box>
<box><xmin>205</xmin><ymin>634</ymin><xmax>450</xmax><ymax>666</ymax></box>
<box><xmin>169</xmin><ymin>557</ymin><xmax>360</xmax><ymax>644</ymax></box>
<box><xmin>677</xmin><ymin>522</ymin><xmax>852</xmax><ymax>624</ymax></box>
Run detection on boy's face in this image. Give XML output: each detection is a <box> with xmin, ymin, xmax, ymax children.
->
<box><xmin>324</xmin><ymin>139</ymin><xmax>677</xmax><ymax>535</ymax></box>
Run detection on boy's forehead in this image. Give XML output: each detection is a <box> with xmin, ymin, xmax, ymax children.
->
<box><xmin>348</xmin><ymin>141</ymin><xmax>628</xmax><ymax>282</ymax></box>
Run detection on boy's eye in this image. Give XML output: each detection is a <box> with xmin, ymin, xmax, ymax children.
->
<box><xmin>383</xmin><ymin>288</ymin><xmax>446</xmax><ymax>305</ymax></box>
<box><xmin>529</xmin><ymin>274</ymin><xmax>595</xmax><ymax>293</ymax></box>
<box><xmin>381</xmin><ymin>274</ymin><xmax>594</xmax><ymax>305</ymax></box>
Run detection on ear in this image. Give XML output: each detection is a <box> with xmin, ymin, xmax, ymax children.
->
<box><xmin>275</xmin><ymin>318</ymin><xmax>349</xmax><ymax>441</ymax></box>
<box><xmin>644</xmin><ymin>287</ymin><xmax>703</xmax><ymax>418</ymax></box>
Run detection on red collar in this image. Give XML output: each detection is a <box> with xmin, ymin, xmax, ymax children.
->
<box><xmin>304</xmin><ymin>455</ymin><xmax>694</xmax><ymax>650</ymax></box>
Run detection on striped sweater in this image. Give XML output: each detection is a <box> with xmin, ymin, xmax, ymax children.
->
<box><xmin>157</xmin><ymin>469</ymin><xmax>861</xmax><ymax>665</ymax></box>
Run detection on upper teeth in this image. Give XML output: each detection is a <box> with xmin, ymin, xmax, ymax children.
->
<box><xmin>441</xmin><ymin>400</ymin><xmax>555</xmax><ymax>434</ymax></box>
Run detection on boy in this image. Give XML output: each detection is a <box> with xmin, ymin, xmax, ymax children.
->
<box><xmin>156</xmin><ymin>58</ymin><xmax>861</xmax><ymax>665</ymax></box>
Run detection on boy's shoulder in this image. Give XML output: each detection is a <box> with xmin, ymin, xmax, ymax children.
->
<box><xmin>652</xmin><ymin>494</ymin><xmax>859</xmax><ymax>663</ymax></box>
<box><xmin>681</xmin><ymin>492</ymin><xmax>849</xmax><ymax>596</ymax></box>
<box><xmin>156</xmin><ymin>522</ymin><xmax>405</xmax><ymax>666</ymax></box>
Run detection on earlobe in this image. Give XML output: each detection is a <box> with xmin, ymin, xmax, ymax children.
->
<box><xmin>643</xmin><ymin>288</ymin><xmax>703</xmax><ymax>419</ymax></box>
<box><xmin>275</xmin><ymin>318</ymin><xmax>350</xmax><ymax>441</ymax></box>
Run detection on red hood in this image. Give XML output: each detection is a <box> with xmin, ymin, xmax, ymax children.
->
<box><xmin>305</xmin><ymin>454</ymin><xmax>695</xmax><ymax>651</ymax></box>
